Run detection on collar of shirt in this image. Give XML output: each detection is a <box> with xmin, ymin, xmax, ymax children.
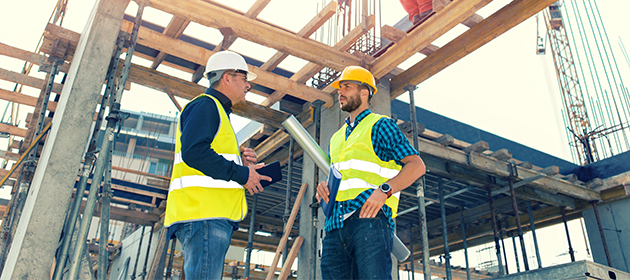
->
<box><xmin>205</xmin><ymin>87</ymin><xmax>233</xmax><ymax>115</ymax></box>
<box><xmin>344</xmin><ymin>109</ymin><xmax>371</xmax><ymax>139</ymax></box>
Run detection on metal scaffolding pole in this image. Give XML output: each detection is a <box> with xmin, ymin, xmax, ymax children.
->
<box><xmin>487</xmin><ymin>183</ymin><xmax>505</xmax><ymax>275</ymax></box>
<box><xmin>460</xmin><ymin>208</ymin><xmax>470</xmax><ymax>280</ymax></box>
<box><xmin>244</xmin><ymin>194</ymin><xmax>258</xmax><ymax>279</ymax></box>
<box><xmin>408</xmin><ymin>226</ymin><xmax>415</xmax><ymax>280</ymax></box>
<box><xmin>507</xmin><ymin>163</ymin><xmax>529</xmax><ymax>271</ymax></box>
<box><xmin>438</xmin><ymin>176</ymin><xmax>452</xmax><ymax>280</ymax></box>
<box><xmin>511</xmin><ymin>235</ymin><xmax>520</xmax><ymax>273</ymax></box>
<box><xmin>405</xmin><ymin>84</ymin><xmax>430</xmax><ymax>280</ymax></box>
<box><xmin>499</xmin><ymin>223</ymin><xmax>509</xmax><ymax>275</ymax></box>
<box><xmin>131</xmin><ymin>226</ymin><xmax>147</xmax><ymax>280</ymax></box>
<box><xmin>310</xmin><ymin>100</ymin><xmax>324</xmax><ymax>279</ymax></box>
<box><xmin>165</xmin><ymin>239</ymin><xmax>177</xmax><ymax>280</ymax></box>
<box><xmin>560</xmin><ymin>206</ymin><xmax>576</xmax><ymax>262</ymax></box>
<box><xmin>140</xmin><ymin>224</ymin><xmax>155</xmax><ymax>280</ymax></box>
<box><xmin>282</xmin><ymin>138</ymin><xmax>295</xmax><ymax>266</ymax></box>
<box><xmin>526</xmin><ymin>201</ymin><xmax>543</xmax><ymax>269</ymax></box>
<box><xmin>98</xmin><ymin>147</ymin><xmax>113</xmax><ymax>280</ymax></box>
<box><xmin>591</xmin><ymin>201</ymin><xmax>612</xmax><ymax>266</ymax></box>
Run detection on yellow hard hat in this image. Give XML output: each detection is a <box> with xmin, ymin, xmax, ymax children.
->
<box><xmin>331</xmin><ymin>66</ymin><xmax>377</xmax><ymax>95</ymax></box>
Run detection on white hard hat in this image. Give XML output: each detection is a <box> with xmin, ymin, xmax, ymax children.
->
<box><xmin>204</xmin><ymin>50</ymin><xmax>257</xmax><ymax>81</ymax></box>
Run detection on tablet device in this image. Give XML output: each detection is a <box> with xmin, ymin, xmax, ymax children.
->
<box><xmin>256</xmin><ymin>161</ymin><xmax>282</xmax><ymax>187</ymax></box>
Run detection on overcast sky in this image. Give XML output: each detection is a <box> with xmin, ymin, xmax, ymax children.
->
<box><xmin>0</xmin><ymin>0</ymin><xmax>628</xmax><ymax>164</ymax></box>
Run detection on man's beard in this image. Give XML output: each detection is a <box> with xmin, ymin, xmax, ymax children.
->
<box><xmin>341</xmin><ymin>94</ymin><xmax>362</xmax><ymax>112</ymax></box>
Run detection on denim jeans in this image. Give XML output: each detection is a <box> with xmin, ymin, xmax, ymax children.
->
<box><xmin>321</xmin><ymin>211</ymin><xmax>393</xmax><ymax>279</ymax></box>
<box><xmin>174</xmin><ymin>219</ymin><xmax>235</xmax><ymax>279</ymax></box>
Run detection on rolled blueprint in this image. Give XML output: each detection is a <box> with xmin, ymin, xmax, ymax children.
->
<box><xmin>282</xmin><ymin>115</ymin><xmax>411</xmax><ymax>261</ymax></box>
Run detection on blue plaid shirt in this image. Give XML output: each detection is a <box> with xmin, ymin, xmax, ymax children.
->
<box><xmin>324</xmin><ymin>109</ymin><xmax>419</xmax><ymax>233</ymax></box>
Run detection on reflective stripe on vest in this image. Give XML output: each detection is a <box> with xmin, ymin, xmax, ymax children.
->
<box><xmin>165</xmin><ymin>94</ymin><xmax>247</xmax><ymax>227</ymax></box>
<box><xmin>330</xmin><ymin>113</ymin><xmax>402</xmax><ymax>217</ymax></box>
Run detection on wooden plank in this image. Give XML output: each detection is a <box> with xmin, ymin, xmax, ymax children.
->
<box><xmin>390</xmin><ymin>0</ymin><xmax>558</xmax><ymax>97</ymax></box>
<box><xmin>259</xmin><ymin>1</ymin><xmax>337</xmax><ymax>72</ymax></box>
<box><xmin>380</xmin><ymin>25</ymin><xmax>440</xmax><ymax>56</ymax></box>
<box><xmin>80</xmin><ymin>200</ymin><xmax>159</xmax><ymax>226</ymax></box>
<box><xmin>249</xmin><ymin>67</ymin><xmax>334</xmax><ymax>106</ymax></box>
<box><xmin>277</xmin><ymin>235</ymin><xmax>304</xmax><ymax>280</ymax></box>
<box><xmin>146</xmin><ymin>0</ymin><xmax>362</xmax><ymax>71</ymax></box>
<box><xmin>0</xmin><ymin>42</ymin><xmax>71</xmax><ymax>73</ymax></box>
<box><xmin>261</xmin><ymin>15</ymin><xmax>375</xmax><ymax>107</ymax></box>
<box><xmin>0</xmin><ymin>150</ymin><xmax>19</xmax><ymax>161</ymax></box>
<box><xmin>265</xmin><ymin>183</ymin><xmax>308</xmax><ymax>280</ymax></box>
<box><xmin>0</xmin><ymin>88</ymin><xmax>58</xmax><ymax>112</ymax></box>
<box><xmin>0</xmin><ymin>123</ymin><xmax>27</xmax><ymax>138</ymax></box>
<box><xmin>462</xmin><ymin>13</ymin><xmax>484</xmax><ymax>28</ymax></box>
<box><xmin>371</xmin><ymin>0</ymin><xmax>493</xmax><ymax>79</ymax></box>
<box><xmin>151</xmin><ymin>16</ymin><xmax>191</xmax><ymax>69</ymax></box>
<box><xmin>217</xmin><ymin>0</ymin><xmax>272</xmax><ymax>51</ymax></box>
<box><xmin>0</xmin><ymin>67</ymin><xmax>63</xmax><ymax>94</ymax></box>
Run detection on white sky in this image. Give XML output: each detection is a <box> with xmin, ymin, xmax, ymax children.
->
<box><xmin>0</xmin><ymin>0</ymin><xmax>627</xmax><ymax>274</ymax></box>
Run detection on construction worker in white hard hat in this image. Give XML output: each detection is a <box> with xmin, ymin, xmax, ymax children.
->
<box><xmin>164</xmin><ymin>50</ymin><xmax>270</xmax><ymax>279</ymax></box>
<box><xmin>316</xmin><ymin>66</ymin><xmax>426</xmax><ymax>279</ymax></box>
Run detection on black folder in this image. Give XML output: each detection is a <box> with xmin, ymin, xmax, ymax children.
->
<box><xmin>256</xmin><ymin>161</ymin><xmax>283</xmax><ymax>187</ymax></box>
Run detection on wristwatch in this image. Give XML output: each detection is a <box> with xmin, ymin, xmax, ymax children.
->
<box><xmin>379</xmin><ymin>182</ymin><xmax>392</xmax><ymax>198</ymax></box>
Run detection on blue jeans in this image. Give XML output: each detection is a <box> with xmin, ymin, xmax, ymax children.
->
<box><xmin>174</xmin><ymin>219</ymin><xmax>235</xmax><ymax>279</ymax></box>
<box><xmin>321</xmin><ymin>211</ymin><xmax>393</xmax><ymax>279</ymax></box>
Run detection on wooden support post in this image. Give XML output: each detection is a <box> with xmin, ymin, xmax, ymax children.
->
<box><xmin>277</xmin><ymin>235</ymin><xmax>304</xmax><ymax>280</ymax></box>
<box><xmin>265</xmin><ymin>183</ymin><xmax>308</xmax><ymax>280</ymax></box>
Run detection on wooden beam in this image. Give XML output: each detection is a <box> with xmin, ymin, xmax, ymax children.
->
<box><xmin>380</xmin><ymin>24</ymin><xmax>440</xmax><ymax>56</ymax></box>
<box><xmin>0</xmin><ymin>67</ymin><xmax>63</xmax><ymax>94</ymax></box>
<box><xmin>0</xmin><ymin>88</ymin><xmax>58</xmax><ymax>112</ymax></box>
<box><xmin>259</xmin><ymin>1</ymin><xmax>337</xmax><ymax>72</ymax></box>
<box><xmin>0</xmin><ymin>42</ymin><xmax>70</xmax><ymax>73</ymax></box>
<box><xmin>0</xmin><ymin>123</ymin><xmax>27</xmax><ymax>138</ymax></box>
<box><xmin>371</xmin><ymin>0</ymin><xmax>492</xmax><ymax>79</ymax></box>
<box><xmin>261</xmin><ymin>15</ymin><xmax>375</xmax><ymax>107</ymax></box>
<box><xmin>150</xmin><ymin>16</ymin><xmax>191</xmax><ymax>69</ymax></box>
<box><xmin>80</xmin><ymin>200</ymin><xmax>159</xmax><ymax>226</ymax></box>
<box><xmin>390</xmin><ymin>0</ymin><xmax>557</xmax><ymax>97</ymax></box>
<box><xmin>146</xmin><ymin>0</ymin><xmax>362</xmax><ymax>71</ymax></box>
<box><xmin>216</xmin><ymin>0</ymin><xmax>272</xmax><ymax>52</ymax></box>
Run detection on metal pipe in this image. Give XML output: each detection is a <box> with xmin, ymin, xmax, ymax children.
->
<box><xmin>244</xmin><ymin>194</ymin><xmax>258</xmax><ymax>278</ymax></box>
<box><xmin>165</xmin><ymin>239</ymin><xmax>177</xmax><ymax>280</ymax></box>
<box><xmin>560</xmin><ymin>207</ymin><xmax>576</xmax><ymax>262</ymax></box>
<box><xmin>511</xmin><ymin>235</ymin><xmax>520</xmax><ymax>273</ymax></box>
<box><xmin>499</xmin><ymin>223</ymin><xmax>509</xmax><ymax>274</ymax></box>
<box><xmin>526</xmin><ymin>201</ymin><xmax>543</xmax><ymax>269</ymax></box>
<box><xmin>311</xmin><ymin>99</ymin><xmax>324</xmax><ymax>280</ymax></box>
<box><xmin>98</xmin><ymin>149</ymin><xmax>113</xmax><ymax>280</ymax></box>
<box><xmin>460</xmin><ymin>208</ymin><xmax>470</xmax><ymax>280</ymax></box>
<box><xmin>282</xmin><ymin>114</ymin><xmax>329</xmax><ymax>175</ymax></box>
<box><xmin>408</xmin><ymin>226</ymin><xmax>415</xmax><ymax>280</ymax></box>
<box><xmin>591</xmin><ymin>201</ymin><xmax>612</xmax><ymax>266</ymax></box>
<box><xmin>282</xmin><ymin>138</ymin><xmax>295</xmax><ymax>266</ymax></box>
<box><xmin>141</xmin><ymin>224</ymin><xmax>155</xmax><ymax>280</ymax></box>
<box><xmin>438</xmin><ymin>176</ymin><xmax>452</xmax><ymax>280</ymax></box>
<box><xmin>507</xmin><ymin>163</ymin><xmax>529</xmax><ymax>271</ymax></box>
<box><xmin>131</xmin><ymin>226</ymin><xmax>146</xmax><ymax>280</ymax></box>
<box><xmin>487</xmin><ymin>185</ymin><xmax>504</xmax><ymax>275</ymax></box>
<box><xmin>406</xmin><ymin>84</ymin><xmax>430</xmax><ymax>280</ymax></box>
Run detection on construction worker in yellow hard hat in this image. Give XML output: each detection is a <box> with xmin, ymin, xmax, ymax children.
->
<box><xmin>164</xmin><ymin>50</ymin><xmax>270</xmax><ymax>279</ymax></box>
<box><xmin>317</xmin><ymin>65</ymin><xmax>426</xmax><ymax>279</ymax></box>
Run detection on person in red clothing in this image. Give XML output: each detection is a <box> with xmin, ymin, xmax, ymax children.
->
<box><xmin>399</xmin><ymin>0</ymin><xmax>433</xmax><ymax>25</ymax></box>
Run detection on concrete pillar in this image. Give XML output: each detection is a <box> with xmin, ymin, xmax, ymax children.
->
<box><xmin>583</xmin><ymin>199</ymin><xmax>630</xmax><ymax>272</ymax></box>
<box><xmin>0</xmin><ymin>0</ymin><xmax>130</xmax><ymax>278</ymax></box>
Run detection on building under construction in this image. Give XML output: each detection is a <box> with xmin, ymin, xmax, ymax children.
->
<box><xmin>0</xmin><ymin>0</ymin><xmax>629</xmax><ymax>279</ymax></box>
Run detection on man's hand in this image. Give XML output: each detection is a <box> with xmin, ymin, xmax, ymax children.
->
<box><xmin>241</xmin><ymin>147</ymin><xmax>257</xmax><ymax>166</ymax></box>
<box><xmin>359</xmin><ymin>190</ymin><xmax>388</xmax><ymax>218</ymax></box>
<box><xmin>316</xmin><ymin>181</ymin><xmax>330</xmax><ymax>203</ymax></box>
<box><xmin>243</xmin><ymin>163</ymin><xmax>271</xmax><ymax>195</ymax></box>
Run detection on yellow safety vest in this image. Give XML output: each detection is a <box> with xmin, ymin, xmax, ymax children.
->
<box><xmin>165</xmin><ymin>94</ymin><xmax>247</xmax><ymax>227</ymax></box>
<box><xmin>330</xmin><ymin>113</ymin><xmax>402</xmax><ymax>217</ymax></box>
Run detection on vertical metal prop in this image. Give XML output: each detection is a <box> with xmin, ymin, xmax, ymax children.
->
<box><xmin>98</xmin><ymin>149</ymin><xmax>113</xmax><ymax>280</ymax></box>
<box><xmin>526</xmin><ymin>202</ymin><xmax>543</xmax><ymax>269</ymax></box>
<box><xmin>282</xmin><ymin>138</ymin><xmax>295</xmax><ymax>266</ymax></box>
<box><xmin>499</xmin><ymin>223</ymin><xmax>509</xmax><ymax>275</ymax></box>
<box><xmin>311</xmin><ymin>100</ymin><xmax>324</xmax><ymax>279</ymax></box>
<box><xmin>67</xmin><ymin>4</ymin><xmax>144</xmax><ymax>280</ymax></box>
<box><xmin>140</xmin><ymin>225</ymin><xmax>155</xmax><ymax>280</ymax></box>
<box><xmin>460</xmin><ymin>208</ymin><xmax>470</xmax><ymax>280</ymax></box>
<box><xmin>408</xmin><ymin>227</ymin><xmax>415</xmax><ymax>280</ymax></box>
<box><xmin>507</xmin><ymin>163</ymin><xmax>529</xmax><ymax>271</ymax></box>
<box><xmin>560</xmin><ymin>207</ymin><xmax>576</xmax><ymax>262</ymax></box>
<box><xmin>131</xmin><ymin>226</ymin><xmax>146</xmax><ymax>280</ymax></box>
<box><xmin>244</xmin><ymin>194</ymin><xmax>258</xmax><ymax>278</ymax></box>
<box><xmin>511</xmin><ymin>235</ymin><xmax>520</xmax><ymax>273</ymax></box>
<box><xmin>591</xmin><ymin>201</ymin><xmax>612</xmax><ymax>266</ymax></box>
<box><xmin>438</xmin><ymin>176</ymin><xmax>452</xmax><ymax>280</ymax></box>
<box><xmin>405</xmin><ymin>84</ymin><xmax>430</xmax><ymax>280</ymax></box>
<box><xmin>486</xmin><ymin>181</ymin><xmax>505</xmax><ymax>275</ymax></box>
<box><xmin>165</xmin><ymin>239</ymin><xmax>177</xmax><ymax>280</ymax></box>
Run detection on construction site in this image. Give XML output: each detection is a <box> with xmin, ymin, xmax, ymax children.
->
<box><xmin>1</xmin><ymin>0</ymin><xmax>630</xmax><ymax>279</ymax></box>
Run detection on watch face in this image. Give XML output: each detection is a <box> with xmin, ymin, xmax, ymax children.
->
<box><xmin>380</xmin><ymin>183</ymin><xmax>391</xmax><ymax>192</ymax></box>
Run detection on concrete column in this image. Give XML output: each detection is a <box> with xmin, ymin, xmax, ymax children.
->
<box><xmin>0</xmin><ymin>0</ymin><xmax>130</xmax><ymax>278</ymax></box>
